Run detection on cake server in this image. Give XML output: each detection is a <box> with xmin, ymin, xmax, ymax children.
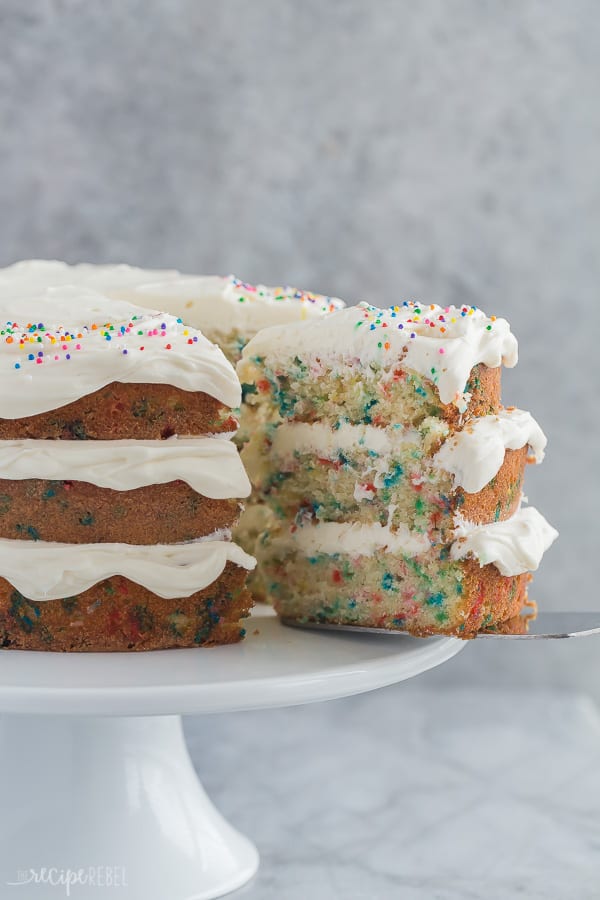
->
<box><xmin>281</xmin><ymin>611</ymin><xmax>600</xmax><ymax>640</ymax></box>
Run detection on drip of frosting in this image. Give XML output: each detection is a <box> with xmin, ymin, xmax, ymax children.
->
<box><xmin>0</xmin><ymin>260</ymin><xmax>345</xmax><ymax>338</ymax></box>
<box><xmin>0</xmin><ymin>536</ymin><xmax>256</xmax><ymax>601</ymax></box>
<box><xmin>0</xmin><ymin>287</ymin><xmax>241</xmax><ymax>418</ymax></box>
<box><xmin>0</xmin><ymin>436</ymin><xmax>251</xmax><ymax>497</ymax></box>
<box><xmin>241</xmin><ymin>301</ymin><xmax>518</xmax><ymax>408</ymax></box>
<box><xmin>451</xmin><ymin>506</ymin><xmax>558</xmax><ymax>576</ymax></box>
<box><xmin>434</xmin><ymin>408</ymin><xmax>547</xmax><ymax>493</ymax></box>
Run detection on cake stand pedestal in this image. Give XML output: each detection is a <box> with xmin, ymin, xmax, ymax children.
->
<box><xmin>0</xmin><ymin>607</ymin><xmax>463</xmax><ymax>900</ymax></box>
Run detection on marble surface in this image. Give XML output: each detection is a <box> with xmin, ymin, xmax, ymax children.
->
<box><xmin>185</xmin><ymin>683</ymin><xmax>600</xmax><ymax>899</ymax></box>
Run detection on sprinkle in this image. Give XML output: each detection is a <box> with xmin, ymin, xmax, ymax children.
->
<box><xmin>439</xmin><ymin>348</ymin><xmax>445</xmax><ymax>354</ymax></box>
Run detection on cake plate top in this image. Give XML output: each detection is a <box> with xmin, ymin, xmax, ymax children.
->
<box><xmin>0</xmin><ymin>606</ymin><xmax>464</xmax><ymax>716</ymax></box>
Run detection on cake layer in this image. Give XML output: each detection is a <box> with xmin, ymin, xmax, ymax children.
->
<box><xmin>0</xmin><ymin>262</ymin><xmax>345</xmax><ymax>364</ymax></box>
<box><xmin>240</xmin><ymin>300</ymin><xmax>517</xmax><ymax>412</ymax></box>
<box><xmin>0</xmin><ymin>293</ymin><xmax>241</xmax><ymax>418</ymax></box>
<box><xmin>0</xmin><ymin>562</ymin><xmax>251</xmax><ymax>651</ymax></box>
<box><xmin>0</xmin><ymin>480</ymin><xmax>243</xmax><ymax>544</ymax></box>
<box><xmin>261</xmin><ymin>545</ymin><xmax>529</xmax><ymax>637</ymax></box>
<box><xmin>239</xmin><ymin>358</ymin><xmax>502</xmax><ymax>428</ymax></box>
<box><xmin>0</xmin><ymin>436</ymin><xmax>251</xmax><ymax>496</ymax></box>
<box><xmin>0</xmin><ymin>382</ymin><xmax>237</xmax><ymax>440</ymax></box>
<box><xmin>242</xmin><ymin>416</ymin><xmax>530</xmax><ymax>541</ymax></box>
<box><xmin>256</xmin><ymin>505</ymin><xmax>556</xmax><ymax>636</ymax></box>
<box><xmin>0</xmin><ymin>536</ymin><xmax>256</xmax><ymax>601</ymax></box>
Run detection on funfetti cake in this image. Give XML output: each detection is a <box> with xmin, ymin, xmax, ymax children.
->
<box><xmin>0</xmin><ymin>288</ymin><xmax>255</xmax><ymax>651</ymax></box>
<box><xmin>238</xmin><ymin>301</ymin><xmax>558</xmax><ymax>637</ymax></box>
<box><xmin>0</xmin><ymin>260</ymin><xmax>345</xmax><ymax>599</ymax></box>
<box><xmin>0</xmin><ymin>260</ymin><xmax>345</xmax><ymax>364</ymax></box>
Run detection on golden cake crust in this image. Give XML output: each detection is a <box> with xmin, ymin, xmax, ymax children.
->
<box><xmin>0</xmin><ymin>562</ymin><xmax>251</xmax><ymax>651</ymax></box>
<box><xmin>0</xmin><ymin>479</ymin><xmax>242</xmax><ymax>545</ymax></box>
<box><xmin>458</xmin><ymin>446</ymin><xmax>528</xmax><ymax>525</ymax></box>
<box><xmin>0</xmin><ymin>382</ymin><xmax>238</xmax><ymax>440</ymax></box>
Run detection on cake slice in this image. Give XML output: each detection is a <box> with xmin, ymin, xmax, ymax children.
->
<box><xmin>238</xmin><ymin>301</ymin><xmax>558</xmax><ymax>637</ymax></box>
<box><xmin>0</xmin><ymin>288</ymin><xmax>255</xmax><ymax>651</ymax></box>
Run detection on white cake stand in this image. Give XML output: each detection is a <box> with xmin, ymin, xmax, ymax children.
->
<box><xmin>0</xmin><ymin>606</ymin><xmax>463</xmax><ymax>900</ymax></box>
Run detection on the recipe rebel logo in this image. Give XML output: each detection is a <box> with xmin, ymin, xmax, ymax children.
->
<box><xmin>6</xmin><ymin>866</ymin><xmax>128</xmax><ymax>896</ymax></box>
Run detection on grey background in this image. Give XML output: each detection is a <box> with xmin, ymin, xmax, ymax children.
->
<box><xmin>0</xmin><ymin>1</ymin><xmax>598</xmax><ymax>694</ymax></box>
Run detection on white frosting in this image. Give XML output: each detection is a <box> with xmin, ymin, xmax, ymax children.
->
<box><xmin>0</xmin><ymin>536</ymin><xmax>256</xmax><ymax>601</ymax></box>
<box><xmin>434</xmin><ymin>408</ymin><xmax>547</xmax><ymax>493</ymax></box>
<box><xmin>0</xmin><ymin>286</ymin><xmax>241</xmax><ymax>418</ymax></box>
<box><xmin>0</xmin><ymin>436</ymin><xmax>251</xmax><ymax>497</ymax></box>
<box><xmin>272</xmin><ymin>504</ymin><xmax>557</xmax><ymax>578</ymax></box>
<box><xmin>451</xmin><ymin>506</ymin><xmax>558</xmax><ymax>576</ymax></box>
<box><xmin>241</xmin><ymin>301</ymin><xmax>518</xmax><ymax>408</ymax></box>
<box><xmin>269</xmin><ymin>421</ymin><xmax>420</xmax><ymax>459</ymax></box>
<box><xmin>278</xmin><ymin>522</ymin><xmax>431</xmax><ymax>557</ymax></box>
<box><xmin>0</xmin><ymin>260</ymin><xmax>344</xmax><ymax>339</ymax></box>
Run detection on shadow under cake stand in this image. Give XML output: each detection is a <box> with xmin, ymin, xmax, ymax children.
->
<box><xmin>0</xmin><ymin>605</ymin><xmax>464</xmax><ymax>900</ymax></box>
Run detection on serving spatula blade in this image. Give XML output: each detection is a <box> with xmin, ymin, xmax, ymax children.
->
<box><xmin>281</xmin><ymin>611</ymin><xmax>600</xmax><ymax>640</ymax></box>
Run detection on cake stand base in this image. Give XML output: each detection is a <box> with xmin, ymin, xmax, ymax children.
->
<box><xmin>0</xmin><ymin>715</ymin><xmax>258</xmax><ymax>900</ymax></box>
<box><xmin>0</xmin><ymin>607</ymin><xmax>463</xmax><ymax>898</ymax></box>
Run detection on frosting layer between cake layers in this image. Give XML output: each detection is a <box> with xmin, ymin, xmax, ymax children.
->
<box><xmin>250</xmin><ymin>407</ymin><xmax>545</xmax><ymax>495</ymax></box>
<box><xmin>0</xmin><ymin>288</ymin><xmax>241</xmax><ymax>418</ymax></box>
<box><xmin>0</xmin><ymin>436</ymin><xmax>251</xmax><ymax>496</ymax></box>
<box><xmin>0</xmin><ymin>536</ymin><xmax>256</xmax><ymax>601</ymax></box>
<box><xmin>266</xmin><ymin>506</ymin><xmax>557</xmax><ymax>578</ymax></box>
<box><xmin>0</xmin><ymin>260</ymin><xmax>345</xmax><ymax>341</ymax></box>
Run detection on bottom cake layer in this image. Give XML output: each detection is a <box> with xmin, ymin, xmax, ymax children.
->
<box><xmin>0</xmin><ymin>562</ymin><xmax>252</xmax><ymax>651</ymax></box>
<box><xmin>260</xmin><ymin>544</ymin><xmax>530</xmax><ymax>637</ymax></box>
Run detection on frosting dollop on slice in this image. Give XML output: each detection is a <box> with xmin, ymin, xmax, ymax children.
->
<box><xmin>241</xmin><ymin>301</ymin><xmax>518</xmax><ymax>408</ymax></box>
<box><xmin>434</xmin><ymin>408</ymin><xmax>547</xmax><ymax>493</ymax></box>
<box><xmin>0</xmin><ymin>536</ymin><xmax>256</xmax><ymax>601</ymax></box>
<box><xmin>0</xmin><ymin>287</ymin><xmax>241</xmax><ymax>418</ymax></box>
<box><xmin>451</xmin><ymin>506</ymin><xmax>558</xmax><ymax>576</ymax></box>
<box><xmin>0</xmin><ymin>436</ymin><xmax>251</xmax><ymax>497</ymax></box>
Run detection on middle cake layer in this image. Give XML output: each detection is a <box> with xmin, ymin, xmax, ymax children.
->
<box><xmin>0</xmin><ymin>437</ymin><xmax>251</xmax><ymax>544</ymax></box>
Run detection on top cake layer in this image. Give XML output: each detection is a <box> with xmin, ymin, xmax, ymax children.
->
<box><xmin>0</xmin><ymin>260</ymin><xmax>345</xmax><ymax>342</ymax></box>
<box><xmin>0</xmin><ymin>287</ymin><xmax>241</xmax><ymax>419</ymax></box>
<box><xmin>241</xmin><ymin>301</ymin><xmax>518</xmax><ymax>409</ymax></box>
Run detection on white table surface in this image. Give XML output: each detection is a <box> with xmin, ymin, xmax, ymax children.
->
<box><xmin>186</xmin><ymin>685</ymin><xmax>600</xmax><ymax>900</ymax></box>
